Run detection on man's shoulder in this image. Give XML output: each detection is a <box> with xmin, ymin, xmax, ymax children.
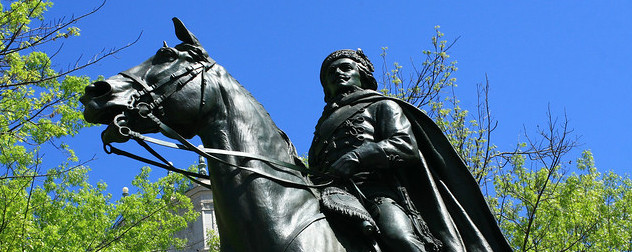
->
<box><xmin>363</xmin><ymin>99</ymin><xmax>403</xmax><ymax>115</ymax></box>
<box><xmin>351</xmin><ymin>92</ymin><xmax>405</xmax><ymax>112</ymax></box>
<box><xmin>371</xmin><ymin>97</ymin><xmax>400</xmax><ymax>107</ymax></box>
<box><xmin>349</xmin><ymin>91</ymin><xmax>396</xmax><ymax>105</ymax></box>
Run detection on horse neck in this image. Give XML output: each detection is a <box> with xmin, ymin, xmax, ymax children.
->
<box><xmin>195</xmin><ymin>65</ymin><xmax>320</xmax><ymax>249</ymax></box>
<box><xmin>198</xmin><ymin>65</ymin><xmax>291</xmax><ymax>161</ymax></box>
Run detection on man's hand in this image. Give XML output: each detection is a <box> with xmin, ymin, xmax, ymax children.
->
<box><xmin>329</xmin><ymin>151</ymin><xmax>360</xmax><ymax>178</ymax></box>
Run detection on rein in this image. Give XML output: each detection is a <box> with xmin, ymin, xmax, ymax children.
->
<box><xmin>105</xmin><ymin>111</ymin><xmax>332</xmax><ymax>250</ymax></box>
<box><xmin>106</xmin><ymin>60</ymin><xmax>332</xmax><ymax>189</ymax></box>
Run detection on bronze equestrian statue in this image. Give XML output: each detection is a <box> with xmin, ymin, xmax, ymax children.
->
<box><xmin>80</xmin><ymin>18</ymin><xmax>511</xmax><ymax>251</ymax></box>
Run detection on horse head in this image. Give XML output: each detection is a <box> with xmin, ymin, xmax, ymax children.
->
<box><xmin>81</xmin><ymin>18</ymin><xmax>216</xmax><ymax>143</ymax></box>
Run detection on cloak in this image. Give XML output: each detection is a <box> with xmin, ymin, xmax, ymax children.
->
<box><xmin>323</xmin><ymin>90</ymin><xmax>512</xmax><ymax>251</ymax></box>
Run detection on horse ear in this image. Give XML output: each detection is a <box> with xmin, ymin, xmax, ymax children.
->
<box><xmin>172</xmin><ymin>17</ymin><xmax>201</xmax><ymax>46</ymax></box>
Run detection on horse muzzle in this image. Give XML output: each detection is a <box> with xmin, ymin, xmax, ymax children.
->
<box><xmin>81</xmin><ymin>75</ymin><xmax>150</xmax><ymax>144</ymax></box>
<box><xmin>80</xmin><ymin>75</ymin><xmax>135</xmax><ymax>125</ymax></box>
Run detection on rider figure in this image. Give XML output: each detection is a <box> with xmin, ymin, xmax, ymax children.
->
<box><xmin>308</xmin><ymin>49</ymin><xmax>441</xmax><ymax>251</ymax></box>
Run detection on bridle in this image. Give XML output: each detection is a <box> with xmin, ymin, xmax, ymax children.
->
<box><xmin>120</xmin><ymin>59</ymin><xmax>213</xmax><ymax>120</ymax></box>
<box><xmin>103</xmin><ymin>54</ymin><xmax>332</xmax><ymax>190</ymax></box>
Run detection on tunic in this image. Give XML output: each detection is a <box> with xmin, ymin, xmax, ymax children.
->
<box><xmin>309</xmin><ymin>90</ymin><xmax>513</xmax><ymax>252</ymax></box>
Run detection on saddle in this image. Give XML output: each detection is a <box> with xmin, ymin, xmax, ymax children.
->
<box><xmin>320</xmin><ymin>186</ymin><xmax>379</xmax><ymax>235</ymax></box>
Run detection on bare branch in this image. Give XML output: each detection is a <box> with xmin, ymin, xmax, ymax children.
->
<box><xmin>0</xmin><ymin>157</ymin><xmax>95</xmax><ymax>180</ymax></box>
<box><xmin>0</xmin><ymin>33</ymin><xmax>140</xmax><ymax>88</ymax></box>
<box><xmin>520</xmin><ymin>108</ymin><xmax>579</xmax><ymax>250</ymax></box>
<box><xmin>0</xmin><ymin>1</ymin><xmax>106</xmax><ymax>56</ymax></box>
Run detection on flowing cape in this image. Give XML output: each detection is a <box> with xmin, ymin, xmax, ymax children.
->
<box><xmin>342</xmin><ymin>90</ymin><xmax>512</xmax><ymax>251</ymax></box>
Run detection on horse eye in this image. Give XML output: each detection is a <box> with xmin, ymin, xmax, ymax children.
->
<box><xmin>156</xmin><ymin>48</ymin><xmax>178</xmax><ymax>63</ymax></box>
<box><xmin>166</xmin><ymin>50</ymin><xmax>178</xmax><ymax>60</ymax></box>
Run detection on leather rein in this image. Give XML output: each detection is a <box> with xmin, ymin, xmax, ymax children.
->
<box><xmin>103</xmin><ymin>60</ymin><xmax>332</xmax><ymax>189</ymax></box>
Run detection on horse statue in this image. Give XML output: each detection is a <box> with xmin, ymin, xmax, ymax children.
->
<box><xmin>80</xmin><ymin>18</ymin><xmax>374</xmax><ymax>252</ymax></box>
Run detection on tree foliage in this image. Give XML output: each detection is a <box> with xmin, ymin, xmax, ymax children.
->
<box><xmin>2</xmin><ymin>166</ymin><xmax>197</xmax><ymax>251</ymax></box>
<box><xmin>381</xmin><ymin>26</ymin><xmax>497</xmax><ymax>185</ymax></box>
<box><xmin>206</xmin><ymin>229</ymin><xmax>221</xmax><ymax>252</ymax></box>
<box><xmin>0</xmin><ymin>1</ymin><xmax>197</xmax><ymax>251</ymax></box>
<box><xmin>380</xmin><ymin>26</ymin><xmax>632</xmax><ymax>251</ymax></box>
<box><xmin>490</xmin><ymin>114</ymin><xmax>632</xmax><ymax>251</ymax></box>
<box><xmin>494</xmin><ymin>150</ymin><xmax>632</xmax><ymax>251</ymax></box>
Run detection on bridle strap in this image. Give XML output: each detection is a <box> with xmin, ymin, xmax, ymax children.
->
<box><xmin>121</xmin><ymin>61</ymin><xmax>212</xmax><ymax>114</ymax></box>
<box><xmin>105</xmin><ymin>140</ymin><xmax>332</xmax><ymax>190</ymax></box>
<box><xmin>103</xmin><ymin>135</ymin><xmax>211</xmax><ymax>188</ymax></box>
<box><xmin>105</xmin><ymin>111</ymin><xmax>333</xmax><ymax>189</ymax></box>
<box><xmin>107</xmin><ymin>58</ymin><xmax>333</xmax><ymax>190</ymax></box>
<box><xmin>155</xmin><ymin>118</ymin><xmax>327</xmax><ymax>178</ymax></box>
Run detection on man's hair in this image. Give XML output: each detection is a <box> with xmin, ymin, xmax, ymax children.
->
<box><xmin>320</xmin><ymin>49</ymin><xmax>378</xmax><ymax>102</ymax></box>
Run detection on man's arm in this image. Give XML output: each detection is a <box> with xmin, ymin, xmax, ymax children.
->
<box><xmin>330</xmin><ymin>100</ymin><xmax>417</xmax><ymax>177</ymax></box>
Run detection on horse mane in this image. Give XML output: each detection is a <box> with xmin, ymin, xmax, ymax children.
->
<box><xmin>190</xmin><ymin>49</ymin><xmax>302</xmax><ymax>165</ymax></box>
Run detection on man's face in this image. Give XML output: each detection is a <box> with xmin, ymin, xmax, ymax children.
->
<box><xmin>324</xmin><ymin>58</ymin><xmax>362</xmax><ymax>98</ymax></box>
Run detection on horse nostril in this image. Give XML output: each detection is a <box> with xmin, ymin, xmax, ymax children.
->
<box><xmin>85</xmin><ymin>81</ymin><xmax>112</xmax><ymax>98</ymax></box>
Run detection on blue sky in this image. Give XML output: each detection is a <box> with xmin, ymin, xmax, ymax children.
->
<box><xmin>42</xmin><ymin>1</ymin><xmax>631</xmax><ymax>198</ymax></box>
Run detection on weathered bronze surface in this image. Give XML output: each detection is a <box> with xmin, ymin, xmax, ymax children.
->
<box><xmin>310</xmin><ymin>49</ymin><xmax>512</xmax><ymax>251</ymax></box>
<box><xmin>80</xmin><ymin>18</ymin><xmax>511</xmax><ymax>251</ymax></box>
